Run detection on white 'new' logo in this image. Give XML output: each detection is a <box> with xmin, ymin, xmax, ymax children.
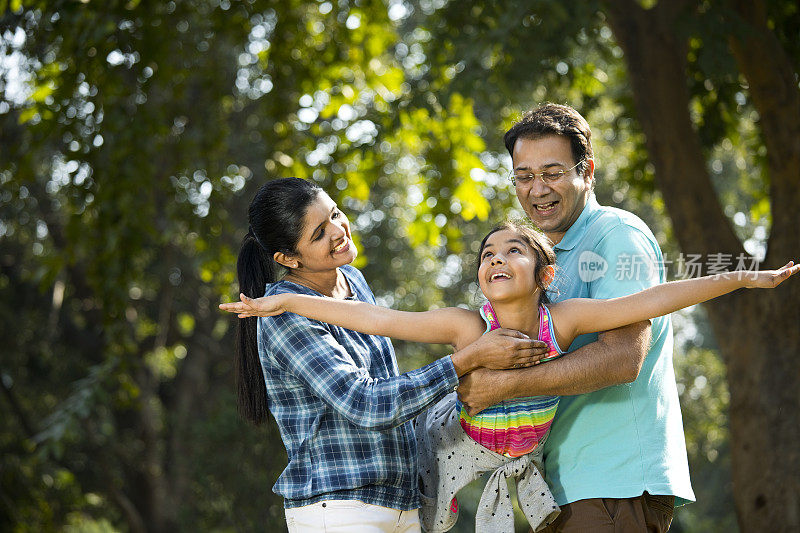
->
<box><xmin>578</xmin><ymin>250</ymin><xmax>608</xmax><ymax>282</ymax></box>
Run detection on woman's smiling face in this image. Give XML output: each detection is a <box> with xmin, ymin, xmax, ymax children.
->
<box><xmin>477</xmin><ymin>229</ymin><xmax>540</xmax><ymax>303</ymax></box>
<box><xmin>288</xmin><ymin>192</ymin><xmax>357</xmax><ymax>273</ymax></box>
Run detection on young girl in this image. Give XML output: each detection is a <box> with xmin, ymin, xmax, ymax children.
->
<box><xmin>221</xmin><ymin>221</ymin><xmax>798</xmax><ymax>532</ymax></box>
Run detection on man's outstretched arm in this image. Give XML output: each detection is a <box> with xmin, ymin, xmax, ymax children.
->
<box><xmin>457</xmin><ymin>320</ymin><xmax>650</xmax><ymax>416</ymax></box>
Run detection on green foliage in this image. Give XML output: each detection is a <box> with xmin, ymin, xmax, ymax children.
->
<box><xmin>0</xmin><ymin>0</ymin><xmax>500</xmax><ymax>529</ymax></box>
<box><xmin>3</xmin><ymin>0</ymin><xmax>798</xmax><ymax>530</ymax></box>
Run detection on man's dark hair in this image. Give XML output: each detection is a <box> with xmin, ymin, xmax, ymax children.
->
<box><xmin>504</xmin><ymin>103</ymin><xmax>594</xmax><ymax>178</ymax></box>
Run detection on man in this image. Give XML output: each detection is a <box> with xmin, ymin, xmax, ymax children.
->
<box><xmin>458</xmin><ymin>103</ymin><xmax>694</xmax><ymax>531</ymax></box>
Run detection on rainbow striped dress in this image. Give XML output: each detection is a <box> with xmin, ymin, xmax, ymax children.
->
<box><xmin>458</xmin><ymin>302</ymin><xmax>564</xmax><ymax>457</ymax></box>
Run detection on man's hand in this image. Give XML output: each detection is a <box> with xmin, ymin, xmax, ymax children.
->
<box><xmin>458</xmin><ymin>368</ymin><xmax>510</xmax><ymax>416</ymax></box>
<box><xmin>457</xmin><ymin>321</ymin><xmax>653</xmax><ymax>415</ymax></box>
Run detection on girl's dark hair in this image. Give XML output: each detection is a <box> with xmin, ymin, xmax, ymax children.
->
<box><xmin>235</xmin><ymin>177</ymin><xmax>322</xmax><ymax>424</ymax></box>
<box><xmin>478</xmin><ymin>221</ymin><xmax>557</xmax><ymax>304</ymax></box>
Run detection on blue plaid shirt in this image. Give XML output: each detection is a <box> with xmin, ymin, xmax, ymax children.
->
<box><xmin>258</xmin><ymin>264</ymin><xmax>459</xmax><ymax>510</ymax></box>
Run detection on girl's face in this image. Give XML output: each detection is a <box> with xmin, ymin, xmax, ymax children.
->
<box><xmin>477</xmin><ymin>229</ymin><xmax>541</xmax><ymax>304</ymax></box>
<box><xmin>286</xmin><ymin>192</ymin><xmax>356</xmax><ymax>273</ymax></box>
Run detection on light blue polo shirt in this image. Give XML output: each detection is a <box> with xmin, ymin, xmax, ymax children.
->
<box><xmin>542</xmin><ymin>195</ymin><xmax>695</xmax><ymax>506</ymax></box>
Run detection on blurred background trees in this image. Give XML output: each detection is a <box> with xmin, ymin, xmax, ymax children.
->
<box><xmin>1</xmin><ymin>0</ymin><xmax>797</xmax><ymax>531</ymax></box>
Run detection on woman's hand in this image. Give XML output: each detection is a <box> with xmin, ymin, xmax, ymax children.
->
<box><xmin>451</xmin><ymin>328</ymin><xmax>550</xmax><ymax>376</ymax></box>
<box><xmin>743</xmin><ymin>261</ymin><xmax>800</xmax><ymax>288</ymax></box>
<box><xmin>219</xmin><ymin>293</ymin><xmax>288</xmax><ymax>318</ymax></box>
<box><xmin>473</xmin><ymin>328</ymin><xmax>550</xmax><ymax>370</ymax></box>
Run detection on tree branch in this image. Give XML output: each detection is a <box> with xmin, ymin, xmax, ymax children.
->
<box><xmin>79</xmin><ymin>418</ymin><xmax>148</xmax><ymax>533</ymax></box>
<box><xmin>0</xmin><ymin>371</ymin><xmax>36</xmax><ymax>437</ymax></box>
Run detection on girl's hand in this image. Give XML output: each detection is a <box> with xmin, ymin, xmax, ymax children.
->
<box><xmin>742</xmin><ymin>261</ymin><xmax>800</xmax><ymax>289</ymax></box>
<box><xmin>218</xmin><ymin>293</ymin><xmax>287</xmax><ymax>318</ymax></box>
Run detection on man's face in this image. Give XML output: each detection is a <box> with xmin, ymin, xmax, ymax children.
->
<box><xmin>511</xmin><ymin>134</ymin><xmax>594</xmax><ymax>244</ymax></box>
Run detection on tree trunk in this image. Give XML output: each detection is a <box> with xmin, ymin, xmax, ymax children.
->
<box><xmin>726</xmin><ymin>0</ymin><xmax>800</xmax><ymax>262</ymax></box>
<box><xmin>605</xmin><ymin>1</ymin><xmax>800</xmax><ymax>530</ymax></box>
<box><xmin>169</xmin><ymin>331</ymin><xmax>212</xmax><ymax>516</ymax></box>
<box><xmin>724</xmin><ymin>1</ymin><xmax>800</xmax><ymax>530</ymax></box>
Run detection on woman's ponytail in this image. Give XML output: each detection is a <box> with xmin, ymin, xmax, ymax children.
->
<box><xmin>235</xmin><ymin>233</ymin><xmax>276</xmax><ymax>425</ymax></box>
<box><xmin>234</xmin><ymin>177</ymin><xmax>322</xmax><ymax>425</ymax></box>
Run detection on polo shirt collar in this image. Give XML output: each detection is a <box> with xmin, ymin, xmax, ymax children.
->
<box><xmin>552</xmin><ymin>194</ymin><xmax>599</xmax><ymax>251</ymax></box>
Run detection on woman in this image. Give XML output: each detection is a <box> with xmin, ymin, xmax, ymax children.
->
<box><xmin>232</xmin><ymin>177</ymin><xmax>545</xmax><ymax>532</ymax></box>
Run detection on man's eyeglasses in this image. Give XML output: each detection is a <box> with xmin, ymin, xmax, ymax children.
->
<box><xmin>508</xmin><ymin>159</ymin><xmax>585</xmax><ymax>186</ymax></box>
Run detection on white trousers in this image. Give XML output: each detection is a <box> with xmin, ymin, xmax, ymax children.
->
<box><xmin>285</xmin><ymin>500</ymin><xmax>421</xmax><ymax>533</ymax></box>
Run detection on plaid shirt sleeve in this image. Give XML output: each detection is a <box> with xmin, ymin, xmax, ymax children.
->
<box><xmin>261</xmin><ymin>312</ymin><xmax>459</xmax><ymax>431</ymax></box>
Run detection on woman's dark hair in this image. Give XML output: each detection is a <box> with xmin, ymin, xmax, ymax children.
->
<box><xmin>478</xmin><ymin>221</ymin><xmax>557</xmax><ymax>304</ymax></box>
<box><xmin>235</xmin><ymin>177</ymin><xmax>322</xmax><ymax>424</ymax></box>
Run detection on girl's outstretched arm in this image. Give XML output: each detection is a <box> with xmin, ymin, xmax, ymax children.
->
<box><xmin>552</xmin><ymin>261</ymin><xmax>800</xmax><ymax>343</ymax></box>
<box><xmin>219</xmin><ymin>293</ymin><xmax>547</xmax><ymax>374</ymax></box>
<box><xmin>220</xmin><ymin>292</ymin><xmax>482</xmax><ymax>346</ymax></box>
